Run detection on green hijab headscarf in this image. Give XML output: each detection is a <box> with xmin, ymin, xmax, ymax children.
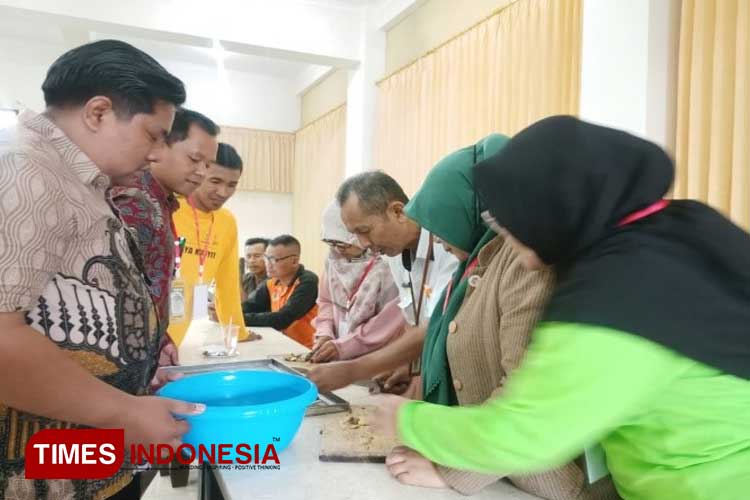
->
<box><xmin>404</xmin><ymin>133</ymin><xmax>510</xmax><ymax>405</ymax></box>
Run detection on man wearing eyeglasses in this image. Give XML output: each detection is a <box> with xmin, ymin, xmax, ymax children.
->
<box><xmin>242</xmin><ymin>234</ymin><xmax>319</xmax><ymax>348</ymax></box>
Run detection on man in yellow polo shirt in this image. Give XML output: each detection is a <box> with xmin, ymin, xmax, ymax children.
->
<box><xmin>169</xmin><ymin>143</ymin><xmax>247</xmax><ymax>345</ymax></box>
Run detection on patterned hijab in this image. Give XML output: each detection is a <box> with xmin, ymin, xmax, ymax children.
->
<box><xmin>320</xmin><ymin>201</ymin><xmax>387</xmax><ymax>332</ymax></box>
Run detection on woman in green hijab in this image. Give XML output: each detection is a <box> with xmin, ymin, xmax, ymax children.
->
<box><xmin>385</xmin><ymin>135</ymin><xmax>619</xmax><ymax>499</ymax></box>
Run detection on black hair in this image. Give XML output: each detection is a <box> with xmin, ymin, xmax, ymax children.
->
<box><xmin>244</xmin><ymin>237</ymin><xmax>270</xmax><ymax>248</ymax></box>
<box><xmin>42</xmin><ymin>40</ymin><xmax>185</xmax><ymax>116</ymax></box>
<box><xmin>214</xmin><ymin>142</ymin><xmax>243</xmax><ymax>172</ymax></box>
<box><xmin>166</xmin><ymin>108</ymin><xmax>220</xmax><ymax>145</ymax></box>
<box><xmin>269</xmin><ymin>234</ymin><xmax>300</xmax><ymax>250</ymax></box>
<box><xmin>336</xmin><ymin>171</ymin><xmax>409</xmax><ymax>215</ymax></box>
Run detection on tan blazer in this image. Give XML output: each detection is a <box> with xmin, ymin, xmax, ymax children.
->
<box><xmin>438</xmin><ymin>236</ymin><xmax>619</xmax><ymax>500</ymax></box>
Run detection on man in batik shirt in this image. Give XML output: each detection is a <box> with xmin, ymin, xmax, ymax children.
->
<box><xmin>0</xmin><ymin>40</ymin><xmax>203</xmax><ymax>500</ymax></box>
<box><xmin>111</xmin><ymin>108</ymin><xmax>219</xmax><ymax>368</ymax></box>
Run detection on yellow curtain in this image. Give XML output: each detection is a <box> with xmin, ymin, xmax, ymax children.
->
<box><xmin>292</xmin><ymin>105</ymin><xmax>347</xmax><ymax>276</ymax></box>
<box><xmin>218</xmin><ymin>126</ymin><xmax>295</xmax><ymax>193</ymax></box>
<box><xmin>674</xmin><ymin>0</ymin><xmax>750</xmax><ymax>230</ymax></box>
<box><xmin>374</xmin><ymin>0</ymin><xmax>582</xmax><ymax>195</ymax></box>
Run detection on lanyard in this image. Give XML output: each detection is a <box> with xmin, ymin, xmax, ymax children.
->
<box><xmin>169</xmin><ymin>217</ymin><xmax>186</xmax><ymax>277</ymax></box>
<box><xmin>346</xmin><ymin>257</ymin><xmax>378</xmax><ymax>308</ymax></box>
<box><xmin>188</xmin><ymin>197</ymin><xmax>215</xmax><ymax>283</ymax></box>
<box><xmin>407</xmin><ymin>234</ymin><xmax>433</xmax><ymax>326</ymax></box>
<box><xmin>443</xmin><ymin>257</ymin><xmax>480</xmax><ymax>313</ymax></box>
<box><xmin>407</xmin><ymin>235</ymin><xmax>434</xmax><ymax>376</ymax></box>
<box><xmin>618</xmin><ymin>199</ymin><xmax>670</xmax><ymax>227</ymax></box>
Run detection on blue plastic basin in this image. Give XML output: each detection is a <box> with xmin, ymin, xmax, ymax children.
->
<box><xmin>158</xmin><ymin>370</ymin><xmax>318</xmax><ymax>459</ymax></box>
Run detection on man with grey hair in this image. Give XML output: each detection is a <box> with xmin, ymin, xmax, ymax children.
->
<box><xmin>308</xmin><ymin>171</ymin><xmax>457</xmax><ymax>393</ymax></box>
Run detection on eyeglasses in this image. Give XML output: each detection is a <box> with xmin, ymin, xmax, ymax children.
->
<box><xmin>264</xmin><ymin>254</ymin><xmax>298</xmax><ymax>264</ymax></box>
<box><xmin>323</xmin><ymin>239</ymin><xmax>352</xmax><ymax>251</ymax></box>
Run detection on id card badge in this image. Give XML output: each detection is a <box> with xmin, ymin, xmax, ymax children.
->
<box><xmin>169</xmin><ymin>278</ymin><xmax>186</xmax><ymax>324</ymax></box>
<box><xmin>584</xmin><ymin>444</ymin><xmax>610</xmax><ymax>483</ymax></box>
<box><xmin>193</xmin><ymin>284</ymin><xmax>209</xmax><ymax>320</ymax></box>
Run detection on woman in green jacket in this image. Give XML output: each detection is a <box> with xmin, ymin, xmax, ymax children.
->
<box><xmin>386</xmin><ymin>134</ymin><xmax>618</xmax><ymax>499</ymax></box>
<box><xmin>375</xmin><ymin>116</ymin><xmax>750</xmax><ymax>500</ymax></box>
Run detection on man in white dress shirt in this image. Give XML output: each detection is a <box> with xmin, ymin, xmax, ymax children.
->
<box><xmin>308</xmin><ymin>171</ymin><xmax>458</xmax><ymax>393</ymax></box>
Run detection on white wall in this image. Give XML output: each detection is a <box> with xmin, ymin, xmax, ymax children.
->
<box><xmin>579</xmin><ymin>0</ymin><xmax>681</xmax><ymax>151</ymax></box>
<box><xmin>165</xmin><ymin>61</ymin><xmax>301</xmax><ymax>132</ymax></box>
<box><xmin>0</xmin><ymin>37</ymin><xmax>58</xmax><ymax>110</ymax></box>
<box><xmin>645</xmin><ymin>0</ymin><xmax>681</xmax><ymax>154</ymax></box>
<box><xmin>345</xmin><ymin>3</ymin><xmax>386</xmax><ymax>176</ymax></box>
<box><xmin>580</xmin><ymin>0</ymin><xmax>650</xmax><ymax>137</ymax></box>
<box><xmin>223</xmin><ymin>191</ymin><xmax>294</xmax><ymax>258</ymax></box>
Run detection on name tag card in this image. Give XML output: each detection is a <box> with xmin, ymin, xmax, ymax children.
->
<box><xmin>193</xmin><ymin>284</ymin><xmax>209</xmax><ymax>320</ymax></box>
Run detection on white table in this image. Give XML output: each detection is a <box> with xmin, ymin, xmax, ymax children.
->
<box><xmin>180</xmin><ymin>320</ymin><xmax>539</xmax><ymax>500</ymax></box>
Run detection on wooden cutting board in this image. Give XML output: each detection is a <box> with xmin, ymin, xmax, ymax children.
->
<box><xmin>318</xmin><ymin>405</ymin><xmax>398</xmax><ymax>463</ymax></box>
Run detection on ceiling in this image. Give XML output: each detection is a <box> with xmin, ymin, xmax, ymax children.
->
<box><xmin>0</xmin><ymin>0</ymin><xmax>426</xmax><ymax>99</ymax></box>
<box><xmin>90</xmin><ymin>33</ymin><xmax>327</xmax><ymax>80</ymax></box>
<box><xmin>0</xmin><ymin>3</ymin><xmax>339</xmax><ymax>84</ymax></box>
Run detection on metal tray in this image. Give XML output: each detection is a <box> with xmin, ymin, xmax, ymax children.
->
<box><xmin>160</xmin><ymin>358</ymin><xmax>350</xmax><ymax>416</ymax></box>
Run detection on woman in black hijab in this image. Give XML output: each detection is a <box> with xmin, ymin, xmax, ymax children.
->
<box><xmin>375</xmin><ymin>116</ymin><xmax>750</xmax><ymax>500</ymax></box>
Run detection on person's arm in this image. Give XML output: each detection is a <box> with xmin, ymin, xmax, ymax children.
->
<box><xmin>312</xmin><ymin>270</ymin><xmax>336</xmax><ymax>341</ymax></box>
<box><xmin>353</xmin><ymin>309</ymin><xmax>425</xmax><ymax>376</ymax></box>
<box><xmin>2</xmin><ymin>311</ymin><xmax>207</xmax><ymax>449</ymax></box>
<box><xmin>244</xmin><ymin>271</ymin><xmax>318</xmax><ymax>330</ymax></box>
<box><xmin>398</xmin><ymin>323</ymin><xmax>684</xmax><ymax>475</ymax></box>
<box><xmin>214</xmin><ymin>217</ymin><xmax>247</xmax><ymax>338</ymax></box>
<box><xmin>432</xmin><ymin>262</ymin><xmax>554</xmax><ymax>495</ymax></box>
<box><xmin>0</xmin><ymin>163</ymin><xmax>200</xmax><ymax>448</ymax></box>
<box><xmin>496</xmin><ymin>257</ymin><xmax>555</xmax><ymax>390</ymax></box>
<box><xmin>0</xmin><ymin>311</ymin><xmax>133</xmax><ymax>428</ymax></box>
<box><xmin>239</xmin><ymin>258</ymin><xmax>248</xmax><ymax>302</ymax></box>
<box><xmin>0</xmin><ymin>166</ymin><xmax>128</xmax><ymax>428</ymax></box>
<box><xmin>331</xmin><ymin>296</ymin><xmax>407</xmax><ymax>360</ymax></box>
<box><xmin>307</xmin><ymin>300</ymin><xmax>425</xmax><ymax>392</ymax></box>
<box><xmin>243</xmin><ymin>281</ymin><xmax>271</xmax><ymax>315</ymax></box>
<box><xmin>240</xmin><ymin>277</ymin><xmax>248</xmax><ymax>303</ymax></box>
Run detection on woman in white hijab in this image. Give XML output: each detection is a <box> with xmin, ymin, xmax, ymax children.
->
<box><xmin>310</xmin><ymin>201</ymin><xmax>403</xmax><ymax>363</ymax></box>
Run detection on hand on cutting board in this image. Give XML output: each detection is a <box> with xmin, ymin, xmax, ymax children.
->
<box><xmin>386</xmin><ymin>446</ymin><xmax>448</xmax><ymax>489</ymax></box>
<box><xmin>372</xmin><ymin>394</ymin><xmax>409</xmax><ymax>440</ymax></box>
<box><xmin>311</xmin><ymin>340</ymin><xmax>339</xmax><ymax>363</ymax></box>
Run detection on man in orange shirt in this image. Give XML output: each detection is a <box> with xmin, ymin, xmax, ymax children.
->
<box><xmin>242</xmin><ymin>235</ymin><xmax>318</xmax><ymax>348</ymax></box>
